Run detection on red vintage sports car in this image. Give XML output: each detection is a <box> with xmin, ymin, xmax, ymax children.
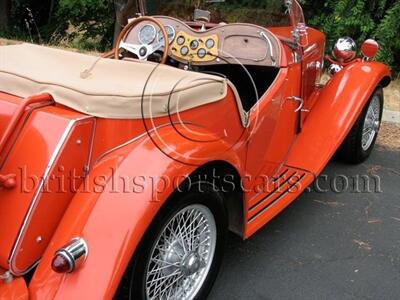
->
<box><xmin>0</xmin><ymin>0</ymin><xmax>391</xmax><ymax>299</ymax></box>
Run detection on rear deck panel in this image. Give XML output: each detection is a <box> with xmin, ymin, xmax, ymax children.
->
<box><xmin>0</xmin><ymin>102</ymin><xmax>94</xmax><ymax>274</ymax></box>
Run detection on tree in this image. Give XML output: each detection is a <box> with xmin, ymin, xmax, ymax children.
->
<box><xmin>375</xmin><ymin>1</ymin><xmax>400</xmax><ymax>74</ymax></box>
<box><xmin>306</xmin><ymin>0</ymin><xmax>400</xmax><ymax>74</ymax></box>
<box><xmin>114</xmin><ymin>0</ymin><xmax>139</xmax><ymax>45</ymax></box>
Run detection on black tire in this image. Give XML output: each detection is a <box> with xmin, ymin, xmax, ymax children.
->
<box><xmin>115</xmin><ymin>182</ymin><xmax>227</xmax><ymax>300</ymax></box>
<box><xmin>337</xmin><ymin>87</ymin><xmax>384</xmax><ymax>164</ymax></box>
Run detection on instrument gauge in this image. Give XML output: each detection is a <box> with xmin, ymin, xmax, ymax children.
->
<box><xmin>157</xmin><ymin>25</ymin><xmax>176</xmax><ymax>44</ymax></box>
<box><xmin>190</xmin><ymin>40</ymin><xmax>199</xmax><ymax>50</ymax></box>
<box><xmin>206</xmin><ymin>38</ymin><xmax>215</xmax><ymax>49</ymax></box>
<box><xmin>138</xmin><ymin>24</ymin><xmax>157</xmax><ymax>45</ymax></box>
<box><xmin>198</xmin><ymin>48</ymin><xmax>207</xmax><ymax>58</ymax></box>
<box><xmin>181</xmin><ymin>46</ymin><xmax>189</xmax><ymax>56</ymax></box>
<box><xmin>177</xmin><ymin>36</ymin><xmax>186</xmax><ymax>45</ymax></box>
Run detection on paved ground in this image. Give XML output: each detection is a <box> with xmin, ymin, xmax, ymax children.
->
<box><xmin>209</xmin><ymin>124</ymin><xmax>400</xmax><ymax>300</ymax></box>
<box><xmin>383</xmin><ymin>110</ymin><xmax>400</xmax><ymax>124</ymax></box>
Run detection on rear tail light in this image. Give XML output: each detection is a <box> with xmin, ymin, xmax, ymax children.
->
<box><xmin>51</xmin><ymin>237</ymin><xmax>88</xmax><ymax>273</ymax></box>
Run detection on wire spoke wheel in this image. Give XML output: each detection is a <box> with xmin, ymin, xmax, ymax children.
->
<box><xmin>337</xmin><ymin>87</ymin><xmax>384</xmax><ymax>164</ymax></box>
<box><xmin>361</xmin><ymin>94</ymin><xmax>381</xmax><ymax>151</ymax></box>
<box><xmin>145</xmin><ymin>204</ymin><xmax>217</xmax><ymax>300</ymax></box>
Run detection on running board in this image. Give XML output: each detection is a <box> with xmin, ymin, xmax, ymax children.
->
<box><xmin>244</xmin><ymin>166</ymin><xmax>314</xmax><ymax>238</ymax></box>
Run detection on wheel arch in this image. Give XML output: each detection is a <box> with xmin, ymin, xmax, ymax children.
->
<box><xmin>176</xmin><ymin>160</ymin><xmax>244</xmax><ymax>237</ymax></box>
<box><xmin>113</xmin><ymin>159</ymin><xmax>244</xmax><ymax>298</ymax></box>
<box><xmin>287</xmin><ymin>61</ymin><xmax>391</xmax><ymax>175</ymax></box>
<box><xmin>380</xmin><ymin>75</ymin><xmax>391</xmax><ymax>88</ymax></box>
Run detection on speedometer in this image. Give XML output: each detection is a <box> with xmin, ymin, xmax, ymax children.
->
<box><xmin>157</xmin><ymin>25</ymin><xmax>176</xmax><ymax>44</ymax></box>
<box><xmin>138</xmin><ymin>24</ymin><xmax>157</xmax><ymax>45</ymax></box>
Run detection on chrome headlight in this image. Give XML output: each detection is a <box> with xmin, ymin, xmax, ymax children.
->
<box><xmin>328</xmin><ymin>63</ymin><xmax>343</xmax><ymax>76</ymax></box>
<box><xmin>333</xmin><ymin>37</ymin><xmax>357</xmax><ymax>62</ymax></box>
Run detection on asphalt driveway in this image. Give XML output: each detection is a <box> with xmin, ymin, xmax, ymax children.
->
<box><xmin>209</xmin><ymin>123</ymin><xmax>400</xmax><ymax>300</ymax></box>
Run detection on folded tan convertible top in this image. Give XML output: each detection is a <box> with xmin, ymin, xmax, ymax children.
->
<box><xmin>0</xmin><ymin>43</ymin><xmax>246</xmax><ymax>122</ymax></box>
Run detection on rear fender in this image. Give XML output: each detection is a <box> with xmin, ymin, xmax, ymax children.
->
<box><xmin>287</xmin><ymin>61</ymin><xmax>391</xmax><ymax>174</ymax></box>
<box><xmin>29</xmin><ymin>125</ymin><xmax>244</xmax><ymax>299</ymax></box>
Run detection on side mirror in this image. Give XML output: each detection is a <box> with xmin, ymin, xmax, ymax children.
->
<box><xmin>361</xmin><ymin>39</ymin><xmax>379</xmax><ymax>61</ymax></box>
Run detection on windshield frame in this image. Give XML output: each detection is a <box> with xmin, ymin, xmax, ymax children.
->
<box><xmin>137</xmin><ymin>0</ymin><xmax>305</xmax><ymax>28</ymax></box>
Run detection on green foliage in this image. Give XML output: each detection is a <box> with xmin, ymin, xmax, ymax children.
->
<box><xmin>375</xmin><ymin>1</ymin><xmax>400</xmax><ymax>74</ymax></box>
<box><xmin>307</xmin><ymin>0</ymin><xmax>400</xmax><ymax>73</ymax></box>
<box><xmin>4</xmin><ymin>0</ymin><xmax>114</xmax><ymax>51</ymax></box>
<box><xmin>2</xmin><ymin>0</ymin><xmax>400</xmax><ymax>73</ymax></box>
<box><xmin>148</xmin><ymin>0</ymin><xmax>286</xmax><ymax>25</ymax></box>
<box><xmin>56</xmin><ymin>0</ymin><xmax>114</xmax><ymax>51</ymax></box>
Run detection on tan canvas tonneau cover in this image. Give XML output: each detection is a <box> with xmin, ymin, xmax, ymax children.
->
<box><xmin>0</xmin><ymin>43</ymin><xmax>235</xmax><ymax>120</ymax></box>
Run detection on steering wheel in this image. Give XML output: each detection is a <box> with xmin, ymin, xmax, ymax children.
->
<box><xmin>114</xmin><ymin>16</ymin><xmax>169</xmax><ymax>64</ymax></box>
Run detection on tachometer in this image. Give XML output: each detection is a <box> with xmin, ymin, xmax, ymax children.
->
<box><xmin>157</xmin><ymin>25</ymin><xmax>176</xmax><ymax>44</ymax></box>
<box><xmin>139</xmin><ymin>24</ymin><xmax>157</xmax><ymax>45</ymax></box>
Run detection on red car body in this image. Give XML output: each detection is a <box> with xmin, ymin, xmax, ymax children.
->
<box><xmin>0</xmin><ymin>1</ymin><xmax>391</xmax><ymax>299</ymax></box>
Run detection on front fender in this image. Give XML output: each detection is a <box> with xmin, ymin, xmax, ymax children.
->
<box><xmin>287</xmin><ymin>61</ymin><xmax>391</xmax><ymax>174</ymax></box>
<box><xmin>29</xmin><ymin>125</ymin><xmax>245</xmax><ymax>299</ymax></box>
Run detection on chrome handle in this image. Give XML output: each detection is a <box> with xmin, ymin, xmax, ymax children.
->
<box><xmin>287</xmin><ymin>96</ymin><xmax>304</xmax><ymax>112</ymax></box>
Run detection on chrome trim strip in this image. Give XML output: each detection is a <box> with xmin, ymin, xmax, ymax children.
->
<box><xmin>260</xmin><ymin>31</ymin><xmax>276</xmax><ymax>65</ymax></box>
<box><xmin>249</xmin><ymin>171</ymin><xmax>298</xmax><ymax>212</ymax></box>
<box><xmin>84</xmin><ymin>118</ymin><xmax>97</xmax><ymax>177</ymax></box>
<box><xmin>272</xmin><ymin>168</ymin><xmax>289</xmax><ymax>183</ymax></box>
<box><xmin>304</xmin><ymin>43</ymin><xmax>317</xmax><ymax>55</ymax></box>
<box><xmin>8</xmin><ymin>116</ymin><xmax>92</xmax><ymax>275</ymax></box>
<box><xmin>248</xmin><ymin>173</ymin><xmax>306</xmax><ymax>223</ymax></box>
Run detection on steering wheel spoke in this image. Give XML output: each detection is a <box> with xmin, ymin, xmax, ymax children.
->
<box><xmin>119</xmin><ymin>42</ymin><xmax>140</xmax><ymax>56</ymax></box>
<box><xmin>120</xmin><ymin>42</ymin><xmax>152</xmax><ymax>60</ymax></box>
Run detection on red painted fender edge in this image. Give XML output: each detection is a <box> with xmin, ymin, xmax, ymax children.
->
<box><xmin>28</xmin><ymin>125</ymin><xmax>244</xmax><ymax>300</ymax></box>
<box><xmin>287</xmin><ymin>61</ymin><xmax>391</xmax><ymax>175</ymax></box>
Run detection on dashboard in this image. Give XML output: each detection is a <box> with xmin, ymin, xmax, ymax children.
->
<box><xmin>122</xmin><ymin>16</ymin><xmax>281</xmax><ymax>67</ymax></box>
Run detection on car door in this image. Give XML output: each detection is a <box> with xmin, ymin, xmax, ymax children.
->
<box><xmin>244</xmin><ymin>1</ymin><xmax>307</xmax><ymax>197</ymax></box>
<box><xmin>245</xmin><ymin>63</ymin><xmax>301</xmax><ymax>195</ymax></box>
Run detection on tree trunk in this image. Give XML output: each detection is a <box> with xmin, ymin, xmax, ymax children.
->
<box><xmin>48</xmin><ymin>0</ymin><xmax>56</xmax><ymax>24</ymax></box>
<box><xmin>113</xmin><ymin>0</ymin><xmax>139</xmax><ymax>45</ymax></box>
<box><xmin>0</xmin><ymin>0</ymin><xmax>11</xmax><ymax>31</ymax></box>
